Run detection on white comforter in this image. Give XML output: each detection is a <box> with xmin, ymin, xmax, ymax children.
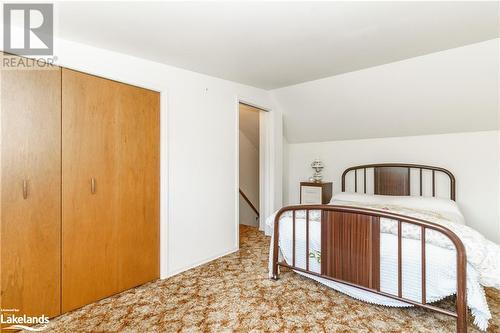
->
<box><xmin>267</xmin><ymin>193</ymin><xmax>500</xmax><ymax>331</ymax></box>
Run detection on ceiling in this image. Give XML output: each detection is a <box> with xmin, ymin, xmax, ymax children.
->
<box><xmin>239</xmin><ymin>104</ymin><xmax>260</xmax><ymax>148</ymax></box>
<box><xmin>55</xmin><ymin>2</ymin><xmax>500</xmax><ymax>89</ymax></box>
<box><xmin>273</xmin><ymin>38</ymin><xmax>499</xmax><ymax>143</ymax></box>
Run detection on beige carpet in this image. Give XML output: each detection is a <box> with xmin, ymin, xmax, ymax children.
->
<box><xmin>39</xmin><ymin>225</ymin><xmax>499</xmax><ymax>332</ymax></box>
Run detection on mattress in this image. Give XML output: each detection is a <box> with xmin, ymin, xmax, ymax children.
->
<box><xmin>276</xmin><ymin>215</ymin><xmax>459</xmax><ymax>305</ymax></box>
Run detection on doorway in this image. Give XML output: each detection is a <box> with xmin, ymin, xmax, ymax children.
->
<box><xmin>238</xmin><ymin>103</ymin><xmax>262</xmax><ymax>229</ymax></box>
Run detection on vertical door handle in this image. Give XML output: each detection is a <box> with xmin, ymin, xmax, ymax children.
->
<box><xmin>22</xmin><ymin>180</ymin><xmax>28</xmax><ymax>199</ymax></box>
<box><xmin>91</xmin><ymin>178</ymin><xmax>96</xmax><ymax>194</ymax></box>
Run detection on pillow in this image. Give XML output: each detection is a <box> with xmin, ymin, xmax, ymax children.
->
<box><xmin>330</xmin><ymin>192</ymin><xmax>465</xmax><ymax>225</ymax></box>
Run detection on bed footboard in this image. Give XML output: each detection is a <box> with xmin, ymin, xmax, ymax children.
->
<box><xmin>271</xmin><ymin>205</ymin><xmax>467</xmax><ymax>333</ymax></box>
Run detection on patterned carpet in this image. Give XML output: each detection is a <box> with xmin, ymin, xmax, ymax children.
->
<box><xmin>39</xmin><ymin>225</ymin><xmax>499</xmax><ymax>332</ymax></box>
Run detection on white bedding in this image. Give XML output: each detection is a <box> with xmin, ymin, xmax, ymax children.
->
<box><xmin>267</xmin><ymin>193</ymin><xmax>500</xmax><ymax>331</ymax></box>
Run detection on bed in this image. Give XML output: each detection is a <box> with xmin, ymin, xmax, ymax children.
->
<box><xmin>268</xmin><ymin>164</ymin><xmax>500</xmax><ymax>333</ymax></box>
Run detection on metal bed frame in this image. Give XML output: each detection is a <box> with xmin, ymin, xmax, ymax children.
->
<box><xmin>271</xmin><ymin>164</ymin><xmax>466</xmax><ymax>332</ymax></box>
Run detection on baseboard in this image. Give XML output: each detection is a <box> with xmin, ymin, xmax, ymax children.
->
<box><xmin>161</xmin><ymin>246</ymin><xmax>239</xmax><ymax>279</ymax></box>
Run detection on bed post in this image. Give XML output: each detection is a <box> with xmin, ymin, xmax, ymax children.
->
<box><xmin>456</xmin><ymin>245</ymin><xmax>467</xmax><ymax>333</ymax></box>
<box><xmin>271</xmin><ymin>210</ymin><xmax>281</xmax><ymax>280</ymax></box>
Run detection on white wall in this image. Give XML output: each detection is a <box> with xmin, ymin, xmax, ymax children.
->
<box><xmin>239</xmin><ymin>130</ymin><xmax>259</xmax><ymax>227</ymax></box>
<box><xmin>284</xmin><ymin>131</ymin><xmax>500</xmax><ymax>243</ymax></box>
<box><xmin>276</xmin><ymin>39</ymin><xmax>499</xmax><ymax>243</ymax></box>
<box><xmin>239</xmin><ymin>197</ymin><xmax>258</xmax><ymax>227</ymax></box>
<box><xmin>272</xmin><ymin>39</ymin><xmax>499</xmax><ymax>143</ymax></box>
<box><xmin>46</xmin><ymin>38</ymin><xmax>282</xmax><ymax>278</ymax></box>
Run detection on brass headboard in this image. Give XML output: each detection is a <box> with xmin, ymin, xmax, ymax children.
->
<box><xmin>341</xmin><ymin>163</ymin><xmax>456</xmax><ymax>201</ymax></box>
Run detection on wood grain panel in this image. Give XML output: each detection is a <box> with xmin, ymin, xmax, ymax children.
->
<box><xmin>321</xmin><ymin>212</ymin><xmax>379</xmax><ymax>289</ymax></box>
<box><xmin>1</xmin><ymin>56</ymin><xmax>61</xmax><ymax>319</ymax></box>
<box><xmin>374</xmin><ymin>167</ymin><xmax>410</xmax><ymax>196</ymax></box>
<box><xmin>62</xmin><ymin>69</ymin><xmax>159</xmax><ymax>312</ymax></box>
<box><xmin>62</xmin><ymin>69</ymin><xmax>120</xmax><ymax>312</ymax></box>
<box><xmin>116</xmin><ymin>78</ymin><xmax>160</xmax><ymax>292</ymax></box>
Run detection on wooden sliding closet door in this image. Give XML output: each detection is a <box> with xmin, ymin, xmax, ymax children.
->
<box><xmin>62</xmin><ymin>69</ymin><xmax>159</xmax><ymax>312</ymax></box>
<box><xmin>1</xmin><ymin>56</ymin><xmax>61</xmax><ymax>318</ymax></box>
<box><xmin>114</xmin><ymin>77</ymin><xmax>160</xmax><ymax>293</ymax></box>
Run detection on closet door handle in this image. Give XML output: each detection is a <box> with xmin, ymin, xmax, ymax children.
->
<box><xmin>91</xmin><ymin>178</ymin><xmax>96</xmax><ymax>194</ymax></box>
<box><xmin>22</xmin><ymin>180</ymin><xmax>28</xmax><ymax>199</ymax></box>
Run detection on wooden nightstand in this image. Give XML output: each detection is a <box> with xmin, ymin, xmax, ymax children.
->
<box><xmin>300</xmin><ymin>182</ymin><xmax>333</xmax><ymax>204</ymax></box>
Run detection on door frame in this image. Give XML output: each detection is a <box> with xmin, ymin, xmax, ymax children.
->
<box><xmin>235</xmin><ymin>98</ymin><xmax>272</xmax><ymax>249</ymax></box>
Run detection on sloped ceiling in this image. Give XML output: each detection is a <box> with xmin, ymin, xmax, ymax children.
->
<box><xmin>55</xmin><ymin>1</ymin><xmax>500</xmax><ymax>89</ymax></box>
<box><xmin>51</xmin><ymin>2</ymin><xmax>499</xmax><ymax>143</ymax></box>
<box><xmin>272</xmin><ymin>39</ymin><xmax>499</xmax><ymax>143</ymax></box>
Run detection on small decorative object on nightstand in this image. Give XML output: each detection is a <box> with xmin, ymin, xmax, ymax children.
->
<box><xmin>300</xmin><ymin>182</ymin><xmax>333</xmax><ymax>204</ymax></box>
<box><xmin>309</xmin><ymin>158</ymin><xmax>324</xmax><ymax>183</ymax></box>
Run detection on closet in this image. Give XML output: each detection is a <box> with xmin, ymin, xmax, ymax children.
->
<box><xmin>1</xmin><ymin>55</ymin><xmax>160</xmax><ymax>319</ymax></box>
<box><xmin>62</xmin><ymin>69</ymin><xmax>160</xmax><ymax>312</ymax></box>
<box><xmin>1</xmin><ymin>56</ymin><xmax>62</xmax><ymax>319</ymax></box>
